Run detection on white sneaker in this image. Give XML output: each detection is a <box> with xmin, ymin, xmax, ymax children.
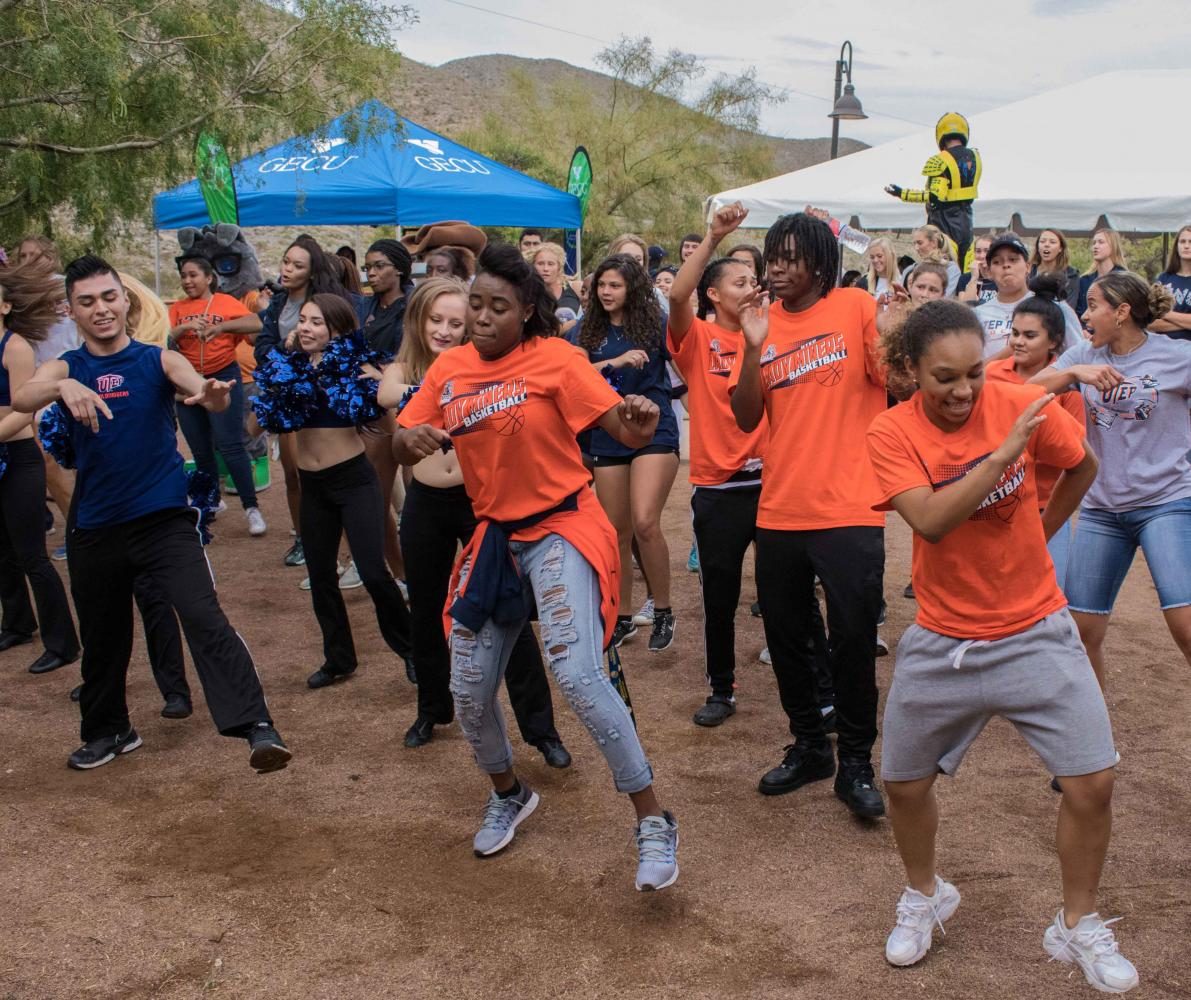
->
<box><xmin>300</xmin><ymin>560</ymin><xmax>345</xmax><ymax>591</ymax></box>
<box><xmin>885</xmin><ymin>877</ymin><xmax>961</xmax><ymax>966</ymax></box>
<box><xmin>339</xmin><ymin>560</ymin><xmax>363</xmax><ymax>590</ymax></box>
<box><xmin>245</xmin><ymin>507</ymin><xmax>267</xmax><ymax>537</ymax></box>
<box><xmin>214</xmin><ymin>499</ymin><xmax>228</xmax><ymax>515</ymax></box>
<box><xmin>632</xmin><ymin>597</ymin><xmax>655</xmax><ymax>626</ymax></box>
<box><xmin>1043</xmin><ymin>910</ymin><xmax>1139</xmax><ymax>993</ymax></box>
<box><xmin>759</xmin><ymin>647</ymin><xmax>772</xmax><ymax>665</ymax></box>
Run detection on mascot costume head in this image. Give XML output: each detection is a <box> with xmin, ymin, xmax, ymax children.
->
<box><xmin>176</xmin><ymin>224</ymin><xmax>264</xmax><ymax>302</ymax></box>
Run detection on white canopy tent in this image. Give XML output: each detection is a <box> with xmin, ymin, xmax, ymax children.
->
<box><xmin>709</xmin><ymin>70</ymin><xmax>1191</xmax><ymax>235</ymax></box>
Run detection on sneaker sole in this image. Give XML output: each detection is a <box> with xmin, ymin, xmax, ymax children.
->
<box><xmin>68</xmin><ymin>734</ymin><xmax>143</xmax><ymax>770</ymax></box>
<box><xmin>474</xmin><ymin>790</ymin><xmax>540</xmax><ymax>857</ymax></box>
<box><xmin>250</xmin><ymin>743</ymin><xmax>292</xmax><ymax>774</ymax></box>
<box><xmin>1042</xmin><ymin>932</ymin><xmax>1138</xmax><ymax>994</ymax></box>
<box><xmin>886</xmin><ymin>890</ymin><xmax>961</xmax><ymax>966</ymax></box>
<box><xmin>632</xmin><ymin>614</ymin><xmax>654</xmax><ymax>625</ymax></box>
<box><xmin>636</xmin><ymin>832</ymin><xmax>680</xmax><ymax>891</ymax></box>
<box><xmin>338</xmin><ymin>580</ymin><xmax>364</xmax><ymax>590</ymax></box>
<box><xmin>692</xmin><ymin>706</ymin><xmax>736</xmax><ymax>728</ymax></box>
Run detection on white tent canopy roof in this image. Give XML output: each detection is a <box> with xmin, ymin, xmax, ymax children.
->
<box><xmin>709</xmin><ymin>70</ymin><xmax>1191</xmax><ymax>234</ymax></box>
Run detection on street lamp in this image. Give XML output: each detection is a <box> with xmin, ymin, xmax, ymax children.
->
<box><xmin>829</xmin><ymin>40</ymin><xmax>867</xmax><ymax>160</ymax></box>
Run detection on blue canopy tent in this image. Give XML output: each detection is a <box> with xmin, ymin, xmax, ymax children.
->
<box><xmin>153</xmin><ymin>101</ymin><xmax>581</xmax><ymax>230</ymax></box>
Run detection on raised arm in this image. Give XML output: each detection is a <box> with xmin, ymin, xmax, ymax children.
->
<box><xmin>162</xmin><ymin>350</ymin><xmax>231</xmax><ymax>412</ymax></box>
<box><xmin>1030</xmin><ymin>363</ymin><xmax>1123</xmax><ymax>395</ymax></box>
<box><xmin>729</xmin><ymin>289</ymin><xmax>769</xmax><ymax>432</ymax></box>
<box><xmin>13</xmin><ymin>358</ymin><xmax>114</xmax><ymax>433</ymax></box>
<box><xmin>669</xmin><ymin>202</ymin><xmax>749</xmax><ymax>343</ymax></box>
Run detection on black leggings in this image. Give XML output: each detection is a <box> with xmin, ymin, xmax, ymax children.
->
<box><xmin>400</xmin><ymin>478</ymin><xmax>560</xmax><ymax>745</ymax></box>
<box><xmin>298</xmin><ymin>453</ymin><xmax>411</xmax><ymax>675</ymax></box>
<box><xmin>0</xmin><ymin>438</ymin><xmax>78</xmax><ymax>657</ymax></box>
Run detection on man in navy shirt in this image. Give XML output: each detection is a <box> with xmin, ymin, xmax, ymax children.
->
<box><xmin>15</xmin><ymin>256</ymin><xmax>291</xmax><ymax>774</ymax></box>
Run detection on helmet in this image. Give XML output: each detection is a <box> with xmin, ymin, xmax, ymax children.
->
<box><xmin>935</xmin><ymin>112</ymin><xmax>969</xmax><ymax>148</ymax></box>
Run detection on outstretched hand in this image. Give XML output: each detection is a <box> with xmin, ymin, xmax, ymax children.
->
<box><xmin>184</xmin><ymin>378</ymin><xmax>233</xmax><ymax>410</ymax></box>
<box><xmin>738</xmin><ymin>287</ymin><xmax>771</xmax><ymax>349</ymax></box>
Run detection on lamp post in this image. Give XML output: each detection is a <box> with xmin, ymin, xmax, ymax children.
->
<box><xmin>829</xmin><ymin>40</ymin><xmax>867</xmax><ymax>160</ymax></box>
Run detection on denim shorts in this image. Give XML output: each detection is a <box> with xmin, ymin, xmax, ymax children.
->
<box><xmin>1064</xmin><ymin>496</ymin><xmax>1191</xmax><ymax>614</ymax></box>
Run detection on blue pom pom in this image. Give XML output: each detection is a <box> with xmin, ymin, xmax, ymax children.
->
<box><xmin>251</xmin><ymin>349</ymin><xmax>318</xmax><ymax>432</ymax></box>
<box><xmin>0</xmin><ymin>443</ymin><xmax>7</xmax><ymax>480</ymax></box>
<box><xmin>319</xmin><ymin>331</ymin><xmax>388</xmax><ymax>425</ymax></box>
<box><xmin>38</xmin><ymin>404</ymin><xmax>76</xmax><ymax>469</ymax></box>
<box><xmin>186</xmin><ymin>469</ymin><xmax>221</xmax><ymax>545</ymax></box>
<box><xmin>396</xmin><ymin>383</ymin><xmax>420</xmax><ymax>414</ymax></box>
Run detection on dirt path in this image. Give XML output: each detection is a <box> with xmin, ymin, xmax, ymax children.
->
<box><xmin>2</xmin><ymin>467</ymin><xmax>1188</xmax><ymax>999</ymax></box>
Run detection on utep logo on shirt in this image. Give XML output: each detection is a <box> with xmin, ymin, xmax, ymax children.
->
<box><xmin>95</xmin><ymin>373</ymin><xmax>129</xmax><ymax>399</ymax></box>
<box><xmin>759</xmin><ymin>332</ymin><xmax>848</xmax><ymax>391</ymax></box>
<box><xmin>1087</xmin><ymin>375</ymin><xmax>1159</xmax><ymax>429</ymax></box>
<box><xmin>442</xmin><ymin>378</ymin><xmax>528</xmax><ymax>437</ymax></box>
<box><xmin>706</xmin><ymin>339</ymin><xmax>737</xmax><ymax>378</ymax></box>
<box><xmin>932</xmin><ymin>453</ymin><xmax>1026</xmax><ymax>523</ymax></box>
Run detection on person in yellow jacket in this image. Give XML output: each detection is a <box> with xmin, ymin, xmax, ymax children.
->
<box><xmin>885</xmin><ymin>112</ymin><xmax>982</xmax><ymax>270</ymax></box>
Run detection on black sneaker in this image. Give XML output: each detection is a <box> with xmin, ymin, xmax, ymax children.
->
<box><xmin>68</xmin><ymin>728</ymin><xmax>142</xmax><ymax>770</ymax></box>
<box><xmin>648</xmin><ymin>611</ymin><xmax>675</xmax><ymax>652</ymax></box>
<box><xmin>247</xmin><ymin>722</ymin><xmax>291</xmax><ymax>774</ymax></box>
<box><xmin>875</xmin><ymin>633</ymin><xmax>890</xmax><ymax>657</ymax></box>
<box><xmin>284</xmin><ymin>537</ymin><xmax>306</xmax><ymax>567</ymax></box>
<box><xmin>537</xmin><ymin>737</ymin><xmax>572</xmax><ymax>769</ymax></box>
<box><xmin>903</xmin><ymin>581</ymin><xmax>915</xmax><ymax>599</ymax></box>
<box><xmin>307</xmin><ymin>665</ymin><xmax>356</xmax><ymax>689</ymax></box>
<box><xmin>820</xmin><ymin>708</ymin><xmax>837</xmax><ymax>735</ymax></box>
<box><xmin>611</xmin><ymin>617</ymin><xmax>637</xmax><ymax>647</ymax></box>
<box><xmin>693</xmin><ymin>695</ymin><xmax>736</xmax><ymax>727</ymax></box>
<box><xmin>834</xmin><ymin>758</ymin><xmax>886</xmax><ymax>817</ymax></box>
<box><xmin>750</xmin><ymin>601</ymin><xmax>762</xmax><ymax>618</ymax></box>
<box><xmin>161</xmin><ymin>693</ymin><xmax>193</xmax><ymax>719</ymax></box>
<box><xmin>758</xmin><ymin>743</ymin><xmax>835</xmax><ymax>796</ymax></box>
<box><xmin>1050</xmin><ymin>775</ymin><xmax>1063</xmax><ymax>793</ymax></box>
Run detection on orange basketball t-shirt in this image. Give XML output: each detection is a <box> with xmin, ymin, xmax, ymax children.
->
<box><xmin>398</xmin><ymin>336</ymin><xmax>621</xmax><ymax>522</ymax></box>
<box><xmin>727</xmin><ymin>287</ymin><xmax>886</xmax><ymax>529</ymax></box>
<box><xmin>668</xmin><ymin>316</ymin><xmax>767</xmax><ymax>486</ymax></box>
<box><xmin>985</xmin><ymin>357</ymin><xmax>1086</xmax><ymax>509</ymax></box>
<box><xmin>866</xmin><ymin>380</ymin><xmax>1086</xmax><ymax>640</ymax></box>
<box><xmin>168</xmin><ymin>292</ymin><xmax>252</xmax><ymax>375</ymax></box>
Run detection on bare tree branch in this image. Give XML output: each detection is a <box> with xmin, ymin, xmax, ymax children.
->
<box><xmin>0</xmin><ymin>90</ymin><xmax>86</xmax><ymax>111</ymax></box>
<box><xmin>0</xmin><ymin>111</ymin><xmax>209</xmax><ymax>154</ymax></box>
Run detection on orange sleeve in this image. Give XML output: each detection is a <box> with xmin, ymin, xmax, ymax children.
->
<box><xmin>397</xmin><ymin>361</ymin><xmax>446</xmax><ymax>430</ymax></box>
<box><xmin>1031</xmin><ymin>398</ymin><xmax>1086</xmax><ymax>471</ymax></box>
<box><xmin>666</xmin><ymin>317</ymin><xmax>699</xmax><ymax>375</ymax></box>
<box><xmin>557</xmin><ymin>344</ymin><xmax>623</xmax><ymax>434</ymax></box>
<box><xmin>168</xmin><ymin>300</ymin><xmax>184</xmax><ymax>326</ymax></box>
<box><xmin>860</xmin><ymin>294</ymin><xmax>886</xmax><ymax>388</ymax></box>
<box><xmin>866</xmin><ymin>412</ymin><xmax>931</xmax><ymax>510</ymax></box>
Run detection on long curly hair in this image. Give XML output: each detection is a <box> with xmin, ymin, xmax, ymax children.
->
<box><xmin>0</xmin><ymin>260</ymin><xmax>64</xmax><ymax>341</ymax></box>
<box><xmin>578</xmin><ymin>254</ymin><xmax>663</xmax><ymax>352</ymax></box>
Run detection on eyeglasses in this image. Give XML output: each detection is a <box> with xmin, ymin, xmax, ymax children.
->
<box><xmin>363</xmin><ymin>261</ymin><xmax>393</xmax><ymax>273</ymax></box>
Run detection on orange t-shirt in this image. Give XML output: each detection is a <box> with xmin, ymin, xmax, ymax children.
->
<box><xmin>168</xmin><ymin>292</ymin><xmax>252</xmax><ymax>375</ymax></box>
<box><xmin>398</xmin><ymin>336</ymin><xmax>621</xmax><ymax>522</ymax></box>
<box><xmin>985</xmin><ymin>357</ymin><xmax>1086</xmax><ymax>509</ymax></box>
<box><xmin>668</xmin><ymin>316</ymin><xmax>767</xmax><ymax>486</ymax></box>
<box><xmin>727</xmin><ymin>287</ymin><xmax>886</xmax><ymax>529</ymax></box>
<box><xmin>866</xmin><ymin>380</ymin><xmax>1086</xmax><ymax>640</ymax></box>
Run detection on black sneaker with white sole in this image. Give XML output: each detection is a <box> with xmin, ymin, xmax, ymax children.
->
<box><xmin>247</xmin><ymin>722</ymin><xmax>292</xmax><ymax>774</ymax></box>
<box><xmin>68</xmin><ymin>727</ymin><xmax>142</xmax><ymax>770</ymax></box>
<box><xmin>648</xmin><ymin>611</ymin><xmax>675</xmax><ymax>652</ymax></box>
<box><xmin>611</xmin><ymin>617</ymin><xmax>637</xmax><ymax>648</ymax></box>
<box><xmin>693</xmin><ymin>694</ymin><xmax>736</xmax><ymax>727</ymax></box>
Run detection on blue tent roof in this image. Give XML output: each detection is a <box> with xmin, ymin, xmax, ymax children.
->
<box><xmin>153</xmin><ymin>101</ymin><xmax>581</xmax><ymax>230</ymax></box>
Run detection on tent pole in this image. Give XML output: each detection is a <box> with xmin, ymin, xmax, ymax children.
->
<box><xmin>154</xmin><ymin>228</ymin><xmax>161</xmax><ymax>296</ymax></box>
<box><xmin>1163</xmin><ymin>232</ymin><xmax>1170</xmax><ymax>269</ymax></box>
<box><xmin>576</xmin><ymin>229</ymin><xmax>582</xmax><ymax>279</ymax></box>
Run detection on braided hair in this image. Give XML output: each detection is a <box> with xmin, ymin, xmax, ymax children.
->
<box><xmin>763</xmin><ymin>213</ymin><xmax>838</xmax><ymax>303</ymax></box>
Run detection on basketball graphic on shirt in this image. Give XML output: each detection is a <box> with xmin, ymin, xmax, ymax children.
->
<box><xmin>933</xmin><ymin>455</ymin><xmax>1025</xmax><ymax>524</ymax></box>
<box><xmin>490</xmin><ymin>403</ymin><xmax>526</xmax><ymax>436</ymax></box>
<box><xmin>812</xmin><ymin>359</ymin><xmax>844</xmax><ymax>387</ymax></box>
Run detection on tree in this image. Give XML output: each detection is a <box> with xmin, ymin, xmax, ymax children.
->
<box><xmin>0</xmin><ymin>0</ymin><xmax>415</xmax><ymax>246</ymax></box>
<box><xmin>461</xmin><ymin>36</ymin><xmax>783</xmax><ymax>261</ymax></box>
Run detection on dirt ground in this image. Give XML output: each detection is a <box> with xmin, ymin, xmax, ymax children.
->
<box><xmin>2</xmin><ymin>460</ymin><xmax>1189</xmax><ymax>1000</ymax></box>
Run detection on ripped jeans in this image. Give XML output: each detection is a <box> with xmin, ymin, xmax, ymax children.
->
<box><xmin>450</xmin><ymin>534</ymin><xmax>654</xmax><ymax>793</ymax></box>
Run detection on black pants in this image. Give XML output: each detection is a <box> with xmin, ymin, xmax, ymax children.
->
<box><xmin>756</xmin><ymin>526</ymin><xmax>883</xmax><ymax>761</ymax></box>
<box><xmin>299</xmin><ymin>453</ymin><xmax>411</xmax><ymax>675</ymax></box>
<box><xmin>400</xmin><ymin>478</ymin><xmax>560</xmax><ymax>746</ymax></box>
<box><xmin>69</xmin><ymin>506</ymin><xmax>270</xmax><ymax>741</ymax></box>
<box><xmin>0</xmin><ymin>439</ymin><xmax>79</xmax><ymax>657</ymax></box>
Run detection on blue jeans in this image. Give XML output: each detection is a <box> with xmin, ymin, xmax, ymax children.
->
<box><xmin>175</xmin><ymin>361</ymin><xmax>257</xmax><ymax>509</ymax></box>
<box><xmin>449</xmin><ymin>534</ymin><xmax>654</xmax><ymax>793</ymax></box>
<box><xmin>1048</xmin><ymin>517</ymin><xmax>1072</xmax><ymax>591</ymax></box>
<box><xmin>1065</xmin><ymin>497</ymin><xmax>1191</xmax><ymax>614</ymax></box>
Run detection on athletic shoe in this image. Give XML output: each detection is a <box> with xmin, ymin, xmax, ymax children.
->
<box><xmin>404</xmin><ymin>716</ymin><xmax>448</xmax><ymax>747</ymax></box>
<box><xmin>473</xmin><ymin>783</ymin><xmax>539</xmax><ymax>857</ymax></box>
<box><xmin>835</xmin><ymin>758</ymin><xmax>886</xmax><ymax>817</ymax></box>
<box><xmin>875</xmin><ymin>633</ymin><xmax>890</xmax><ymax>657</ymax></box>
<box><xmin>69</xmin><ymin>684</ymin><xmax>81</xmax><ymax>703</ymax></box>
<box><xmin>1043</xmin><ymin>910</ymin><xmax>1138</xmax><ymax>993</ymax></box>
<box><xmin>68</xmin><ymin>727</ymin><xmax>143</xmax><ymax>770</ymax></box>
<box><xmin>903</xmin><ymin>581</ymin><xmax>915</xmax><ymax>599</ymax></box>
<box><xmin>750</xmin><ymin>601</ymin><xmax>762</xmax><ymax>617</ymax></box>
<box><xmin>245</xmin><ymin>507</ymin><xmax>267</xmax><ymax>537</ymax></box>
<box><xmin>213</xmin><ymin>499</ymin><xmax>228</xmax><ymax>517</ymax></box>
<box><xmin>648</xmin><ymin>611</ymin><xmax>675</xmax><ymax>652</ymax></box>
<box><xmin>247</xmin><ymin>722</ymin><xmax>291</xmax><ymax>774</ymax></box>
<box><xmin>1050</xmin><ymin>775</ymin><xmax>1063</xmax><ymax>793</ymax></box>
<box><xmin>307</xmin><ymin>665</ymin><xmax>356</xmax><ymax>689</ymax></box>
<box><xmin>611</xmin><ymin>618</ymin><xmax>637</xmax><ymax>648</ymax></box>
<box><xmin>339</xmin><ymin>560</ymin><xmax>363</xmax><ymax>589</ymax></box>
<box><xmin>537</xmin><ymin>737</ymin><xmax>572</xmax><ymax>769</ymax></box>
<box><xmin>161</xmin><ymin>693</ymin><xmax>192</xmax><ymax>719</ymax></box>
<box><xmin>632</xmin><ymin>597</ymin><xmax>655</xmax><ymax>626</ymax></box>
<box><xmin>885</xmin><ymin>876</ymin><xmax>962</xmax><ymax>966</ymax></box>
<box><xmin>635</xmin><ymin>811</ymin><xmax>679</xmax><ymax>891</ymax></box>
<box><xmin>284</xmin><ymin>536</ymin><xmax>305</xmax><ymax>567</ymax></box>
<box><xmin>693</xmin><ymin>694</ymin><xmax>736</xmax><ymax>727</ymax></box>
<box><xmin>759</xmin><ymin>646</ymin><xmax>772</xmax><ymax>665</ymax></box>
<box><xmin>300</xmin><ymin>561</ymin><xmax>345</xmax><ymax>591</ymax></box>
<box><xmin>51</xmin><ymin>544</ymin><xmax>67</xmax><ymax>561</ymax></box>
<box><xmin>758</xmin><ymin>743</ymin><xmax>835</xmax><ymax>795</ymax></box>
<box><xmin>687</xmin><ymin>544</ymin><xmax>699</xmax><ymax>573</ymax></box>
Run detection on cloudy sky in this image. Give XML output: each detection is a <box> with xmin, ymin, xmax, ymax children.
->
<box><xmin>398</xmin><ymin>0</ymin><xmax>1183</xmax><ymax>145</ymax></box>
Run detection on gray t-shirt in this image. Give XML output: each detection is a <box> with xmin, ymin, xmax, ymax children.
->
<box><xmin>279</xmin><ymin>296</ymin><xmax>302</xmax><ymax>342</ymax></box>
<box><xmin>1055</xmin><ymin>335</ymin><xmax>1191</xmax><ymax>510</ymax></box>
<box><xmin>976</xmin><ymin>293</ymin><xmax>1082</xmax><ymax>359</ymax></box>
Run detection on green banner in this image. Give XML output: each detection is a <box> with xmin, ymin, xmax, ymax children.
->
<box><xmin>566</xmin><ymin>146</ymin><xmax>593</xmax><ymax>222</ymax></box>
<box><xmin>195</xmin><ymin>130</ymin><xmax>239</xmax><ymax>225</ymax></box>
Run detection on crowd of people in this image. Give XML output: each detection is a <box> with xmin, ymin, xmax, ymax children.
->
<box><xmin>3</xmin><ymin>175</ymin><xmax>1190</xmax><ymax>991</ymax></box>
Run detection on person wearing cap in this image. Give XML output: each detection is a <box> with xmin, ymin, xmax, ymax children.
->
<box><xmin>885</xmin><ymin>113</ymin><xmax>982</xmax><ymax>270</ymax></box>
<box><xmin>648</xmin><ymin>245</ymin><xmax>668</xmax><ymax>277</ymax></box>
<box><xmin>976</xmin><ymin>234</ymin><xmax>1084</xmax><ymax>359</ymax></box>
